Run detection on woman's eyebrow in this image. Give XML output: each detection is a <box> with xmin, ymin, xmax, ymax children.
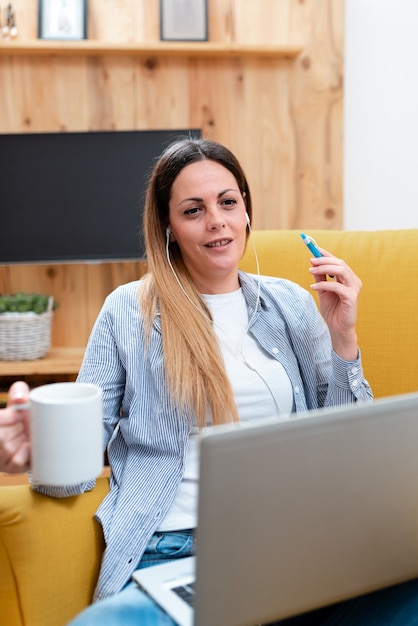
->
<box><xmin>178</xmin><ymin>188</ymin><xmax>239</xmax><ymax>206</ymax></box>
<box><xmin>179</xmin><ymin>196</ymin><xmax>203</xmax><ymax>206</ymax></box>
<box><xmin>218</xmin><ymin>187</ymin><xmax>239</xmax><ymax>197</ymax></box>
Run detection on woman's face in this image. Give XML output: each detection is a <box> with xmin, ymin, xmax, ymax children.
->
<box><xmin>168</xmin><ymin>159</ymin><xmax>248</xmax><ymax>294</ymax></box>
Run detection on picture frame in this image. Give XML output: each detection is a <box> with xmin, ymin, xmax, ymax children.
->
<box><xmin>160</xmin><ymin>0</ymin><xmax>208</xmax><ymax>42</ymax></box>
<box><xmin>38</xmin><ymin>0</ymin><xmax>88</xmax><ymax>41</ymax></box>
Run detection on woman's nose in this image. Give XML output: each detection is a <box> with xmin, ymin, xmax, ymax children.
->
<box><xmin>206</xmin><ymin>210</ymin><xmax>225</xmax><ymax>230</ymax></box>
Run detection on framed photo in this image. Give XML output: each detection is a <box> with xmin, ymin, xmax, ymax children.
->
<box><xmin>38</xmin><ymin>0</ymin><xmax>88</xmax><ymax>41</ymax></box>
<box><xmin>160</xmin><ymin>0</ymin><xmax>208</xmax><ymax>42</ymax></box>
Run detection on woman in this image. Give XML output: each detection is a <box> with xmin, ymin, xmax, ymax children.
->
<box><xmin>6</xmin><ymin>138</ymin><xmax>413</xmax><ymax>625</ymax></box>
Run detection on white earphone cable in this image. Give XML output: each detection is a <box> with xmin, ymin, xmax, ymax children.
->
<box><xmin>165</xmin><ymin>225</ymin><xmax>280</xmax><ymax>414</ymax></box>
<box><xmin>165</xmin><ymin>230</ymin><xmax>214</xmax><ymax>327</ymax></box>
<box><xmin>165</xmin><ymin>219</ymin><xmax>261</xmax><ymax>329</ymax></box>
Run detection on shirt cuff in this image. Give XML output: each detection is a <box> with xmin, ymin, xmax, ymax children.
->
<box><xmin>331</xmin><ymin>348</ymin><xmax>365</xmax><ymax>391</ymax></box>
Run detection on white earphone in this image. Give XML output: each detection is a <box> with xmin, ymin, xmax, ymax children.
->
<box><xmin>245</xmin><ymin>213</ymin><xmax>251</xmax><ymax>226</ymax></box>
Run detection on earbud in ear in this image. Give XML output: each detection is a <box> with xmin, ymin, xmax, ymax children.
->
<box><xmin>166</xmin><ymin>226</ymin><xmax>175</xmax><ymax>243</ymax></box>
<box><xmin>245</xmin><ymin>213</ymin><xmax>251</xmax><ymax>226</ymax></box>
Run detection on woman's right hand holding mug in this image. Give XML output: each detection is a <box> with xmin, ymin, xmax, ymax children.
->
<box><xmin>0</xmin><ymin>381</ymin><xmax>31</xmax><ymax>473</ymax></box>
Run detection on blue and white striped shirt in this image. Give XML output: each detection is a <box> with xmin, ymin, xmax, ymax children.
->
<box><xmin>33</xmin><ymin>271</ymin><xmax>372</xmax><ymax>601</ymax></box>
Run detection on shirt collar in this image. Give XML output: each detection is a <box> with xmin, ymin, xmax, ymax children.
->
<box><xmin>238</xmin><ymin>270</ymin><xmax>268</xmax><ymax>315</ymax></box>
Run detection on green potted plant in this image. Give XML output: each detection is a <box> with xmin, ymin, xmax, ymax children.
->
<box><xmin>0</xmin><ymin>292</ymin><xmax>58</xmax><ymax>361</ymax></box>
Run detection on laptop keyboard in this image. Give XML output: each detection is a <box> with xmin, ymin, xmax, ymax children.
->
<box><xmin>172</xmin><ymin>582</ymin><xmax>196</xmax><ymax>607</ymax></box>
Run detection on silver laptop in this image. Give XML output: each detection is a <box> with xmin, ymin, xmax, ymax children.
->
<box><xmin>133</xmin><ymin>392</ymin><xmax>418</xmax><ymax>626</ymax></box>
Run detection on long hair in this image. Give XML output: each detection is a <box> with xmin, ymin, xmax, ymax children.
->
<box><xmin>140</xmin><ymin>138</ymin><xmax>253</xmax><ymax>428</ymax></box>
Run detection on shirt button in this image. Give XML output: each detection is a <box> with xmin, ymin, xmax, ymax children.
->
<box><xmin>272</xmin><ymin>347</ymin><xmax>279</xmax><ymax>354</ymax></box>
<box><xmin>294</xmin><ymin>386</ymin><xmax>300</xmax><ymax>394</ymax></box>
<box><xmin>352</xmin><ymin>380</ymin><xmax>358</xmax><ymax>387</ymax></box>
<box><xmin>351</xmin><ymin>366</ymin><xmax>359</xmax><ymax>375</ymax></box>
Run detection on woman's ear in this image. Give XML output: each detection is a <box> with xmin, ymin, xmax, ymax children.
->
<box><xmin>166</xmin><ymin>226</ymin><xmax>175</xmax><ymax>242</ymax></box>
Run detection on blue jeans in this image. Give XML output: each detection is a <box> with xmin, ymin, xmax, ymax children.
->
<box><xmin>68</xmin><ymin>529</ymin><xmax>418</xmax><ymax>626</ymax></box>
<box><xmin>67</xmin><ymin>530</ymin><xmax>195</xmax><ymax>626</ymax></box>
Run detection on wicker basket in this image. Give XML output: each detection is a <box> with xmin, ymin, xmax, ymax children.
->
<box><xmin>0</xmin><ymin>310</ymin><xmax>54</xmax><ymax>361</ymax></box>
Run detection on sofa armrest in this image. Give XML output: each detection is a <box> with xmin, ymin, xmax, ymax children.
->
<box><xmin>0</xmin><ymin>477</ymin><xmax>109</xmax><ymax>626</ymax></box>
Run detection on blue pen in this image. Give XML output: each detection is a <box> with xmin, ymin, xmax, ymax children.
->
<box><xmin>300</xmin><ymin>232</ymin><xmax>334</xmax><ymax>278</ymax></box>
<box><xmin>300</xmin><ymin>233</ymin><xmax>322</xmax><ymax>258</ymax></box>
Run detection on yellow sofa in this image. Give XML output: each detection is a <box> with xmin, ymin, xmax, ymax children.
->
<box><xmin>1</xmin><ymin>229</ymin><xmax>417</xmax><ymax>626</ymax></box>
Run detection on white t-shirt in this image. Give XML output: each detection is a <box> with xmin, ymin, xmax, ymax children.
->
<box><xmin>158</xmin><ymin>288</ymin><xmax>294</xmax><ymax>530</ymax></box>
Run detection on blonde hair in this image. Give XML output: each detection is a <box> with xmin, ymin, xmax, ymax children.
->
<box><xmin>140</xmin><ymin>138</ymin><xmax>252</xmax><ymax>428</ymax></box>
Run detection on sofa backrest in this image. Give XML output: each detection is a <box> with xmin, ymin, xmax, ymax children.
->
<box><xmin>240</xmin><ymin>229</ymin><xmax>418</xmax><ymax>399</ymax></box>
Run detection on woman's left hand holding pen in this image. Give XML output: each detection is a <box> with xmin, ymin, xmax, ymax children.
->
<box><xmin>308</xmin><ymin>249</ymin><xmax>362</xmax><ymax>361</ymax></box>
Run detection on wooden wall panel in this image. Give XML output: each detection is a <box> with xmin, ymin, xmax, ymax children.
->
<box><xmin>0</xmin><ymin>0</ymin><xmax>344</xmax><ymax>349</ymax></box>
<box><xmin>288</xmin><ymin>0</ymin><xmax>344</xmax><ymax>228</ymax></box>
<box><xmin>0</xmin><ymin>263</ymin><xmax>89</xmax><ymax>346</ymax></box>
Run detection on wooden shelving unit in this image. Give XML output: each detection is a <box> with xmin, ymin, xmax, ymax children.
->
<box><xmin>0</xmin><ymin>36</ymin><xmax>303</xmax><ymax>384</ymax></box>
<box><xmin>0</xmin><ymin>346</ymin><xmax>84</xmax><ymax>377</ymax></box>
<box><xmin>0</xmin><ymin>40</ymin><xmax>303</xmax><ymax>58</ymax></box>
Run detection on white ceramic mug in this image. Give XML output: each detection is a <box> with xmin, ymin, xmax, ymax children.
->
<box><xmin>29</xmin><ymin>382</ymin><xmax>103</xmax><ymax>486</ymax></box>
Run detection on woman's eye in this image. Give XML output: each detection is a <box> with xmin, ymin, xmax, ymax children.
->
<box><xmin>221</xmin><ymin>198</ymin><xmax>237</xmax><ymax>207</ymax></box>
<box><xmin>184</xmin><ymin>207</ymin><xmax>201</xmax><ymax>215</ymax></box>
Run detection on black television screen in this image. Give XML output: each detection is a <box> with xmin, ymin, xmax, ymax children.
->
<box><xmin>0</xmin><ymin>129</ymin><xmax>200</xmax><ymax>265</ymax></box>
